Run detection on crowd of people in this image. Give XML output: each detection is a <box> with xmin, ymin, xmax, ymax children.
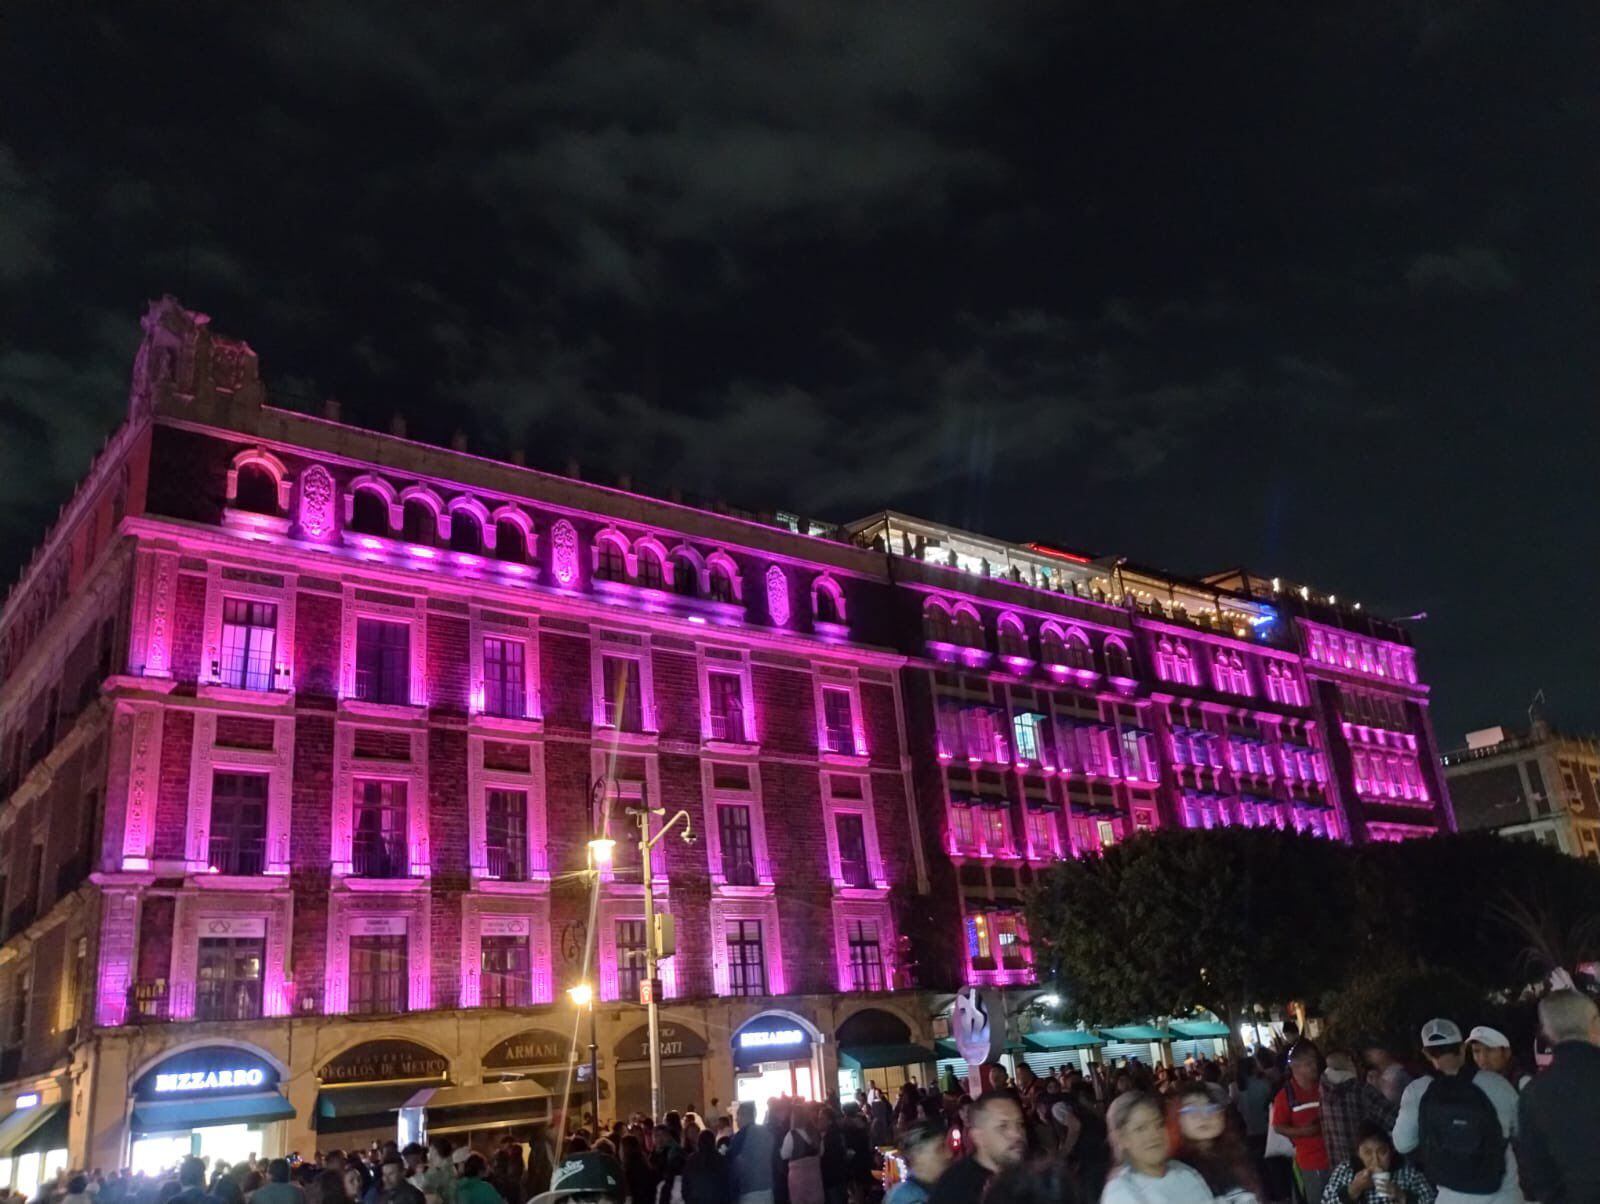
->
<box><xmin>16</xmin><ymin>990</ymin><xmax>1598</xmax><ymax>1204</ymax></box>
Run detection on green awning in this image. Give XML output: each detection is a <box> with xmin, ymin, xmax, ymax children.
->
<box><xmin>0</xmin><ymin>1104</ymin><xmax>63</xmax><ymax>1156</ymax></box>
<box><xmin>134</xmin><ymin>1093</ymin><xmax>295</xmax><ymax>1133</ymax></box>
<box><xmin>933</xmin><ymin>1038</ymin><xmax>1026</xmax><ymax>1060</ymax></box>
<box><xmin>1170</xmin><ymin>1021</ymin><xmax>1232</xmax><ymax>1039</ymax></box>
<box><xmin>838</xmin><ymin>1044</ymin><xmax>937</xmax><ymax>1071</ymax></box>
<box><xmin>316</xmin><ymin>1083</ymin><xmax>428</xmax><ymax>1132</ymax></box>
<box><xmin>1023</xmin><ymin>1030</ymin><xmax>1104</xmax><ymax>1052</ymax></box>
<box><xmin>1098</xmin><ymin>1025</ymin><xmax>1173</xmax><ymax>1042</ymax></box>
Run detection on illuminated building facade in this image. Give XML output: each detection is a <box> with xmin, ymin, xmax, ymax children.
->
<box><xmin>0</xmin><ymin>300</ymin><xmax>1453</xmax><ymax>1173</ymax></box>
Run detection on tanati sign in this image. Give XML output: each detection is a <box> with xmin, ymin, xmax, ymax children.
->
<box><xmin>318</xmin><ymin>1040</ymin><xmax>449</xmax><ymax>1084</ymax></box>
<box><xmin>615</xmin><ymin>1022</ymin><xmax>709</xmax><ymax>1063</ymax></box>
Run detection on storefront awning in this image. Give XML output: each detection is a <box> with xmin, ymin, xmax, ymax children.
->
<box><xmin>405</xmin><ymin>1080</ymin><xmax>554</xmax><ymax>1134</ymax></box>
<box><xmin>1097</xmin><ymin>1026</ymin><xmax>1173</xmax><ymax>1042</ymax></box>
<box><xmin>1022</xmin><ymin>1030</ymin><xmax>1104</xmax><ymax>1052</ymax></box>
<box><xmin>133</xmin><ymin>1093</ymin><xmax>295</xmax><ymax>1133</ymax></box>
<box><xmin>0</xmin><ymin>1104</ymin><xmax>65</xmax><ymax>1157</ymax></box>
<box><xmin>1169</xmin><ymin>1021</ymin><xmax>1231</xmax><ymax>1039</ymax></box>
<box><xmin>837</xmin><ymin>1044</ymin><xmax>937</xmax><ymax>1071</ymax></box>
<box><xmin>316</xmin><ymin>1084</ymin><xmax>424</xmax><ymax>1133</ymax></box>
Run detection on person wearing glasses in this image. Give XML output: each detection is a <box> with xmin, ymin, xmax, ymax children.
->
<box><xmin>1171</xmin><ymin>1081</ymin><xmax>1262</xmax><ymax>1204</ymax></box>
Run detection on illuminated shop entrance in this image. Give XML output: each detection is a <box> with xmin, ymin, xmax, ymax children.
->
<box><xmin>128</xmin><ymin>1047</ymin><xmax>293</xmax><ymax>1174</ymax></box>
<box><xmin>732</xmin><ymin>1014</ymin><xmax>820</xmax><ymax>1119</ymax></box>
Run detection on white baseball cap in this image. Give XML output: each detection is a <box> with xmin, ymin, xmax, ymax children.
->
<box><xmin>1421</xmin><ymin>1018</ymin><xmax>1464</xmax><ymax>1048</ymax></box>
<box><xmin>1466</xmin><ymin>1025</ymin><xmax>1510</xmax><ymax>1049</ymax></box>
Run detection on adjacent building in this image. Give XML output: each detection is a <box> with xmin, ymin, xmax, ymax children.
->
<box><xmin>0</xmin><ymin>299</ymin><xmax>1454</xmax><ymax>1181</ymax></box>
<box><xmin>1441</xmin><ymin>719</ymin><xmax>1600</xmax><ymax>859</ymax></box>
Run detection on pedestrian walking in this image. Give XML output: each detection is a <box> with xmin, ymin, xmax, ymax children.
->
<box><xmin>1516</xmin><ymin>990</ymin><xmax>1600</xmax><ymax>1203</ymax></box>
<box><xmin>1393</xmin><ymin>1019</ymin><xmax>1519</xmax><ymax>1204</ymax></box>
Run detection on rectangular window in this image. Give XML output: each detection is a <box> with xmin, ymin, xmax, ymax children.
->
<box><xmin>980</xmin><ymin>807</ymin><xmax>1009</xmax><ymax>855</ymax></box>
<box><xmin>616</xmin><ymin>920</ymin><xmax>648</xmax><ymax>1002</ymax></box>
<box><xmin>355</xmin><ymin>618</ymin><xmax>410</xmax><ymax>705</ymax></box>
<box><xmin>965</xmin><ymin>914</ymin><xmax>992</xmax><ymax>964</ymax></box>
<box><xmin>847</xmin><ymin>919</ymin><xmax>885</xmax><ymax>992</ymax></box>
<box><xmin>482</xmin><ymin>637</ymin><xmax>526</xmax><ymax>719</ymax></box>
<box><xmin>1013</xmin><ymin>713</ymin><xmax>1042</xmax><ymax>763</ymax></box>
<box><xmin>480</xmin><ymin>935</ymin><xmax>531</xmax><ymax>1008</ymax></box>
<box><xmin>348</xmin><ymin>933</ymin><xmax>407</xmax><ymax>1015</ymax></box>
<box><xmin>195</xmin><ymin>936</ymin><xmax>264</xmax><ymax>1022</ymax></box>
<box><xmin>995</xmin><ymin>915</ymin><xmax>1029</xmax><ymax>969</ymax></box>
<box><xmin>717</xmin><ymin>804</ymin><xmax>756</xmax><ymax>887</ymax></box>
<box><xmin>725</xmin><ymin>919</ymin><xmax>767</xmax><ymax>997</ymax></box>
<box><xmin>821</xmin><ymin>687</ymin><xmax>856</xmax><ymax>754</ymax></box>
<box><xmin>949</xmin><ymin>804</ymin><xmax>977</xmax><ymax>854</ymax></box>
<box><xmin>707</xmin><ymin>671</ymin><xmax>746</xmax><ymax>741</ymax></box>
<box><xmin>352</xmin><ymin>780</ymin><xmax>408</xmax><ymax>879</ymax></box>
<box><xmin>835</xmin><ymin>814</ymin><xmax>871</xmax><ymax>888</ymax></box>
<box><xmin>485</xmin><ymin>789</ymin><xmax>528</xmax><ymax>881</ymax></box>
<box><xmin>219</xmin><ymin>599</ymin><xmax>278</xmax><ymax>691</ymax></box>
<box><xmin>1025</xmin><ymin>810</ymin><xmax>1056</xmax><ymax>857</ymax></box>
<box><xmin>601</xmin><ymin>656</ymin><xmax>644</xmax><ymax>732</ymax></box>
<box><xmin>1096</xmin><ymin>819</ymin><xmax>1117</xmax><ymax>848</ymax></box>
<box><xmin>209</xmin><ymin>772</ymin><xmax>268</xmax><ymax>875</ymax></box>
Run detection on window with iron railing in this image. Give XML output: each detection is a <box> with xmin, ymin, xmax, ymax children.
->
<box><xmin>725</xmin><ymin>920</ymin><xmax>767</xmax><ymax>997</ymax></box>
<box><xmin>835</xmin><ymin>814</ymin><xmax>871</xmax><ymax>888</ymax></box>
<box><xmin>485</xmin><ymin>789</ymin><xmax>528</xmax><ymax>881</ymax></box>
<box><xmin>995</xmin><ymin>914</ymin><xmax>1030</xmax><ymax>970</ymax></box>
<box><xmin>601</xmin><ymin>656</ymin><xmax>644</xmax><ymax>732</ymax></box>
<box><xmin>480</xmin><ymin>936</ymin><xmax>531</xmax><ymax>1008</ymax></box>
<box><xmin>822</xmin><ymin>687</ymin><xmax>855</xmax><ymax>753</ymax></box>
<box><xmin>717</xmin><ymin>804</ymin><xmax>756</xmax><ymax>886</ymax></box>
<box><xmin>707</xmin><ymin>672</ymin><xmax>745</xmax><ymax>741</ymax></box>
<box><xmin>209</xmin><ymin>772</ymin><xmax>268</xmax><ymax>875</ymax></box>
<box><xmin>354</xmin><ymin>618</ymin><xmax>410</xmax><ymax>705</ymax></box>
<box><xmin>616</xmin><ymin>920</ymin><xmax>648</xmax><ymax>1001</ymax></box>
<box><xmin>219</xmin><ymin>599</ymin><xmax>277</xmax><ymax>691</ymax></box>
<box><xmin>349</xmin><ymin>934</ymin><xmax>407</xmax><ymax>1014</ymax></box>
<box><xmin>352</xmin><ymin>781</ymin><xmax>408</xmax><ymax>878</ymax></box>
<box><xmin>196</xmin><ymin>936</ymin><xmax>264</xmax><ymax>1021</ymax></box>
<box><xmin>846</xmin><ymin>920</ymin><xmax>885</xmax><ymax>992</ymax></box>
<box><xmin>483</xmin><ymin>637</ymin><xmax>526</xmax><ymax>719</ymax></box>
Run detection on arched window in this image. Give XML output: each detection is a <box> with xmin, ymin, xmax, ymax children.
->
<box><xmin>998</xmin><ymin>617</ymin><xmax>1028</xmax><ymax>660</ymax></box>
<box><xmin>494</xmin><ymin>519</ymin><xmax>527</xmax><ymax>563</ymax></box>
<box><xmin>709</xmin><ymin>561</ymin><xmax>737</xmax><ymax>603</ymax></box>
<box><xmin>402</xmin><ymin>498</ymin><xmax>436</xmax><ymax>544</ymax></box>
<box><xmin>1104</xmin><ymin>638</ymin><xmax>1132</xmax><ymax>678</ymax></box>
<box><xmin>1156</xmin><ymin>638</ymin><xmax>1175</xmax><ymax>681</ymax></box>
<box><xmin>672</xmin><ymin>553</ymin><xmax>701</xmax><ymax>597</ymax></box>
<box><xmin>1041</xmin><ymin>625</ymin><xmax>1066</xmax><ymax>666</ymax></box>
<box><xmin>235</xmin><ymin>464</ymin><xmax>280</xmax><ymax>515</ymax></box>
<box><xmin>595</xmin><ymin>537</ymin><xmax>628</xmax><ymax>582</ymax></box>
<box><xmin>953</xmin><ymin>608</ymin><xmax>984</xmax><ymax>650</ymax></box>
<box><xmin>1173</xmin><ymin>642</ymin><xmax>1195</xmax><ymax>686</ymax></box>
<box><xmin>349</xmin><ymin>488</ymin><xmax>391</xmax><ymax>536</ymax></box>
<box><xmin>814</xmin><ymin>580</ymin><xmax>843</xmax><ymax>625</ymax></box>
<box><xmin>923</xmin><ymin>603</ymin><xmax>952</xmax><ymax>645</ymax></box>
<box><xmin>637</xmin><ymin>545</ymin><xmax>665</xmax><ymax>590</ymax></box>
<box><xmin>449</xmin><ymin>512</ymin><xmax>483</xmax><ymax>554</ymax></box>
<box><xmin>1064</xmin><ymin>630</ymin><xmax>1093</xmax><ymax>671</ymax></box>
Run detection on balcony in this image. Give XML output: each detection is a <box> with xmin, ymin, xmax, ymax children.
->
<box><xmin>484</xmin><ymin>845</ymin><xmax>527</xmax><ymax>883</ymax></box>
<box><xmin>352</xmin><ymin>837</ymin><xmax>411</xmax><ymax>880</ymax></box>
<box><xmin>195</xmin><ymin>980</ymin><xmax>264</xmax><ymax>1023</ymax></box>
<box><xmin>128</xmin><ymin>979</ymin><xmax>187</xmax><ymax>1022</ymax></box>
<box><xmin>207</xmin><ymin>838</ymin><xmax>266</xmax><ymax>877</ymax></box>
<box><xmin>707</xmin><ymin>710</ymin><xmax>747</xmax><ymax>743</ymax></box>
<box><xmin>723</xmin><ymin>860</ymin><xmax>758</xmax><ymax>888</ymax></box>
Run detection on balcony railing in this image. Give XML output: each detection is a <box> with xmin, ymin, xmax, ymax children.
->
<box><xmin>708</xmin><ymin>710</ymin><xmax>744</xmax><ymax>742</ymax></box>
<box><xmin>485</xmin><ymin>845</ymin><xmax>527</xmax><ymax>882</ymax></box>
<box><xmin>823</xmin><ymin>726</ymin><xmax>856</xmax><ymax>755</ymax></box>
<box><xmin>207</xmin><ymin>838</ymin><xmax>266</xmax><ymax>877</ymax></box>
<box><xmin>352</xmin><ymin>837</ymin><xmax>410</xmax><ymax>879</ymax></box>
<box><xmin>723</xmin><ymin>860</ymin><xmax>758</xmax><ymax>887</ymax></box>
<box><xmin>196</xmin><ymin>980</ymin><xmax>264</xmax><ymax>1023</ymax></box>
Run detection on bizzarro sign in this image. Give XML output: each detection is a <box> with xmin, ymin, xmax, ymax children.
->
<box><xmin>134</xmin><ymin>1047</ymin><xmax>279</xmax><ymax>1101</ymax></box>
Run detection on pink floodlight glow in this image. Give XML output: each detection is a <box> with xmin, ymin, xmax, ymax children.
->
<box><xmin>359</xmin><ymin>536</ymin><xmax>383</xmax><ymax>550</ymax></box>
<box><xmin>408</xmin><ymin>545</ymin><xmax>436</xmax><ymax>559</ymax></box>
<box><xmin>687</xmin><ymin>614</ymin><xmax>707</xmax><ymax>624</ymax></box>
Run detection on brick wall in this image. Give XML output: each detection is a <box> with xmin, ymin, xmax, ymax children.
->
<box><xmin>428</xmin><ymin>726</ymin><xmax>469</xmax><ymax>881</ymax></box>
<box><xmin>170</xmin><ymin>572</ymin><xmax>206</xmax><ymax>683</ymax></box>
<box><xmin>427</xmin><ymin>612</ymin><xmax>470</xmax><ymax>715</ymax></box>
<box><xmin>295</xmin><ymin>591</ymin><xmax>342</xmax><ymax>699</ymax></box>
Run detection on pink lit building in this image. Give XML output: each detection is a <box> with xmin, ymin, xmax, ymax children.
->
<box><xmin>0</xmin><ymin>300</ymin><xmax>1452</xmax><ymax>1174</ymax></box>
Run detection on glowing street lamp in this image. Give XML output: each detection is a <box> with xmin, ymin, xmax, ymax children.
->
<box><xmin>587</xmin><ymin>837</ymin><xmax>616</xmax><ymax>867</ymax></box>
<box><xmin>569</xmin><ymin>981</ymin><xmax>599</xmax><ymax>1121</ymax></box>
<box><xmin>567</xmin><ymin>982</ymin><xmax>594</xmax><ymax>1008</ymax></box>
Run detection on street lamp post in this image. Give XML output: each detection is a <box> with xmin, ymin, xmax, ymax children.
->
<box><xmin>628</xmin><ymin>792</ymin><xmax>694</xmax><ymax>1120</ymax></box>
<box><xmin>567</xmin><ymin>982</ymin><xmax>600</xmax><ymax>1123</ymax></box>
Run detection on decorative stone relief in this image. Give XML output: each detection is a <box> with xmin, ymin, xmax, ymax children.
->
<box><xmin>766</xmin><ymin>565</ymin><xmax>791</xmax><ymax>627</ymax></box>
<box><xmin>120</xmin><ymin>708</ymin><xmax>163</xmax><ymax>868</ymax></box>
<box><xmin>297</xmin><ymin>464</ymin><xmax>337</xmax><ymax>540</ymax></box>
<box><xmin>551</xmin><ymin>520</ymin><xmax>579</xmax><ymax>586</ymax></box>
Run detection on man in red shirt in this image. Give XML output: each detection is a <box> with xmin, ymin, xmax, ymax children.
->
<box><xmin>1271</xmin><ymin>1045</ymin><xmax>1330</xmax><ymax>1204</ymax></box>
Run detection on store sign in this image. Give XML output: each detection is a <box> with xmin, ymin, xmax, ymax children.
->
<box><xmin>350</xmin><ymin>915</ymin><xmax>408</xmax><ymax>937</ymax></box>
<box><xmin>739</xmin><ymin>1028</ymin><xmax>804</xmax><ymax>1049</ymax></box>
<box><xmin>480</xmin><ymin>915</ymin><xmax>530</xmax><ymax>938</ymax></box>
<box><xmin>202</xmin><ymin>917</ymin><xmax>266</xmax><ymax>938</ymax></box>
<box><xmin>483</xmin><ymin>1029</ymin><xmax>571</xmax><ymax>1071</ymax></box>
<box><xmin>13</xmin><ymin>1094</ymin><xmax>38</xmax><ymax>1109</ymax></box>
<box><xmin>155</xmin><ymin>1068</ymin><xmax>267</xmax><ymax>1093</ymax></box>
<box><xmin>318</xmin><ymin>1040</ymin><xmax>449</xmax><ymax>1085</ymax></box>
<box><xmin>616</xmin><ymin>1022</ymin><xmax>709</xmax><ymax>1063</ymax></box>
<box><xmin>134</xmin><ymin>1047</ymin><xmax>281</xmax><ymax>1101</ymax></box>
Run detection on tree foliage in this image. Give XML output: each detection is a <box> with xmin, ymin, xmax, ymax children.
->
<box><xmin>1028</xmin><ymin>826</ymin><xmax>1353</xmax><ymax>1030</ymax></box>
<box><xmin>1320</xmin><ymin>965</ymin><xmax>1489</xmax><ymax>1054</ymax></box>
<box><xmin>1028</xmin><ymin>827</ymin><xmax>1600</xmax><ymax>1042</ymax></box>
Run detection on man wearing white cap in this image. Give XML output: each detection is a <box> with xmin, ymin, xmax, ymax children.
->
<box><xmin>1467</xmin><ymin>1027</ymin><xmax>1530</xmax><ymax>1093</ymax></box>
<box><xmin>1394</xmin><ymin>1018</ymin><xmax>1521</xmax><ymax>1204</ymax></box>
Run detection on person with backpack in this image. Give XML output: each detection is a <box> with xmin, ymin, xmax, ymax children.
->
<box><xmin>1270</xmin><ymin>1046</ymin><xmax>1331</xmax><ymax>1204</ymax></box>
<box><xmin>1392</xmin><ymin>1019</ymin><xmax>1520</xmax><ymax>1204</ymax></box>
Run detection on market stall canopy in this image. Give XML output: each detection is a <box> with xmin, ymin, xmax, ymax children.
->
<box><xmin>403</xmin><ymin>1079</ymin><xmax>553</xmax><ymax>1134</ymax></box>
<box><xmin>1169</xmin><ymin>1020</ymin><xmax>1232</xmax><ymax>1039</ymax></box>
<box><xmin>837</xmin><ymin>1044</ymin><xmax>936</xmax><ymax>1071</ymax></box>
<box><xmin>1097</xmin><ymin>1026</ymin><xmax>1174</xmax><ymax>1042</ymax></box>
<box><xmin>1022</xmin><ymin>1030</ymin><xmax>1105</xmax><ymax>1052</ymax></box>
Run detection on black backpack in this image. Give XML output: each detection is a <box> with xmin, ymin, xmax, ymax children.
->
<box><xmin>1417</xmin><ymin>1062</ymin><xmax>1506</xmax><ymax>1194</ymax></box>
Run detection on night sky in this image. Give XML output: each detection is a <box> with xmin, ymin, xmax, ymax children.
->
<box><xmin>1</xmin><ymin>4</ymin><xmax>1595</xmax><ymax>742</ymax></box>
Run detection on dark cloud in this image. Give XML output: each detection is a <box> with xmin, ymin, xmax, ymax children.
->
<box><xmin>0</xmin><ymin>0</ymin><xmax>1596</xmax><ymax>738</ymax></box>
